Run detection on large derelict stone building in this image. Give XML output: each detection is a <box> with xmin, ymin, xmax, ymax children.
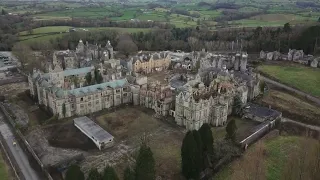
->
<box><xmin>29</xmin><ymin>46</ymin><xmax>260</xmax><ymax>131</ymax></box>
<box><xmin>128</xmin><ymin>51</ymin><xmax>171</xmax><ymax>74</ymax></box>
<box><xmin>46</xmin><ymin>40</ymin><xmax>114</xmax><ymax>72</ymax></box>
<box><xmin>173</xmin><ymin>52</ymin><xmax>260</xmax><ymax>130</ymax></box>
<box><xmin>29</xmin><ymin>67</ymin><xmax>132</xmax><ymax>118</ymax></box>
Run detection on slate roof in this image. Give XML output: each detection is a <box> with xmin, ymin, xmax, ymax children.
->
<box><xmin>74</xmin><ymin>116</ymin><xmax>113</xmax><ymax>142</ymax></box>
<box><xmin>63</xmin><ymin>67</ymin><xmax>92</xmax><ymax>76</ymax></box>
<box><xmin>67</xmin><ymin>78</ymin><xmax>128</xmax><ymax>97</ymax></box>
<box><xmin>245</xmin><ymin>103</ymin><xmax>281</xmax><ymax>119</ymax></box>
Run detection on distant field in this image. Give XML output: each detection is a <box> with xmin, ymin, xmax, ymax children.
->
<box><xmin>214</xmin><ymin>135</ymin><xmax>320</xmax><ymax>180</ymax></box>
<box><xmin>19</xmin><ymin>26</ymin><xmax>152</xmax><ymax>43</ymax></box>
<box><xmin>19</xmin><ymin>26</ymin><xmax>71</xmax><ymax>36</ymax></box>
<box><xmin>258</xmin><ymin>64</ymin><xmax>320</xmax><ymax>97</ymax></box>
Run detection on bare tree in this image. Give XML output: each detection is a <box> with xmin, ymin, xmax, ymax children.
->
<box><xmin>12</xmin><ymin>43</ymin><xmax>32</xmax><ymax>70</ymax></box>
<box><xmin>282</xmin><ymin>138</ymin><xmax>320</xmax><ymax>180</ymax></box>
<box><xmin>116</xmin><ymin>34</ymin><xmax>138</xmax><ymax>57</ymax></box>
<box><xmin>188</xmin><ymin>37</ymin><xmax>200</xmax><ymax>51</ymax></box>
<box><xmin>230</xmin><ymin>141</ymin><xmax>266</xmax><ymax>180</ymax></box>
<box><xmin>12</xmin><ymin>43</ymin><xmax>44</xmax><ymax>73</ymax></box>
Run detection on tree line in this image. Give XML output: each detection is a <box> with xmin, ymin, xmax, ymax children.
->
<box><xmin>38</xmin><ymin>23</ymin><xmax>320</xmax><ymax>56</ymax></box>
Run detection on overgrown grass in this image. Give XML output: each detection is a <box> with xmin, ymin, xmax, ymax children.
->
<box><xmin>0</xmin><ymin>153</ymin><xmax>9</xmax><ymax>180</ymax></box>
<box><xmin>265</xmin><ymin>136</ymin><xmax>300</xmax><ymax>180</ymax></box>
<box><xmin>214</xmin><ymin>135</ymin><xmax>313</xmax><ymax>180</ymax></box>
<box><xmin>258</xmin><ymin>64</ymin><xmax>320</xmax><ymax>97</ymax></box>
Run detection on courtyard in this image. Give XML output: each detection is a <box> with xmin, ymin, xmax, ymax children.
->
<box><xmin>93</xmin><ymin>107</ymin><xmax>185</xmax><ymax>179</ymax></box>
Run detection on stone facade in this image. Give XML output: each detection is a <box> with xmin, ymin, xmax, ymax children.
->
<box><xmin>173</xmin><ymin>65</ymin><xmax>259</xmax><ymax>130</ymax></box>
<box><xmin>260</xmin><ymin>49</ymin><xmax>319</xmax><ymax>68</ymax></box>
<box><xmin>174</xmin><ymin>72</ymin><xmax>250</xmax><ymax>130</ymax></box>
<box><xmin>139</xmin><ymin>82</ymin><xmax>173</xmax><ymax>116</ymax></box>
<box><xmin>28</xmin><ymin>67</ymin><xmax>132</xmax><ymax>119</ymax></box>
<box><xmin>29</xmin><ymin>47</ymin><xmax>260</xmax><ymax>130</ymax></box>
<box><xmin>199</xmin><ymin>52</ymin><xmax>248</xmax><ymax>72</ymax></box>
<box><xmin>45</xmin><ymin>40</ymin><xmax>114</xmax><ymax>72</ymax></box>
<box><xmin>129</xmin><ymin>52</ymin><xmax>171</xmax><ymax>74</ymax></box>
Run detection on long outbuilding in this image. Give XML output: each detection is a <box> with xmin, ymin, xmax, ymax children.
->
<box><xmin>73</xmin><ymin>116</ymin><xmax>114</xmax><ymax>150</ymax></box>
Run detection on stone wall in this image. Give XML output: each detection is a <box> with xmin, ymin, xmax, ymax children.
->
<box><xmin>260</xmin><ymin>50</ymin><xmax>320</xmax><ymax>68</ymax></box>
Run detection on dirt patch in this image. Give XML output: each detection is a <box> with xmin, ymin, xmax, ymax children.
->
<box><xmin>47</xmin><ymin>123</ymin><xmax>96</xmax><ymax>151</ymax></box>
<box><xmin>102</xmin><ymin>111</ymin><xmax>138</xmax><ymax>138</ymax></box>
<box><xmin>26</xmin><ymin>127</ymin><xmax>85</xmax><ymax>167</ymax></box>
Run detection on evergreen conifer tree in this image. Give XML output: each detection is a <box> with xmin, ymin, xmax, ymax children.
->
<box><xmin>124</xmin><ymin>166</ymin><xmax>135</xmax><ymax>180</ymax></box>
<box><xmin>65</xmin><ymin>164</ymin><xmax>85</xmax><ymax>180</ymax></box>
<box><xmin>199</xmin><ymin>124</ymin><xmax>214</xmax><ymax>155</ymax></box>
<box><xmin>135</xmin><ymin>143</ymin><xmax>155</xmax><ymax>180</ymax></box>
<box><xmin>102</xmin><ymin>166</ymin><xmax>119</xmax><ymax>180</ymax></box>
<box><xmin>87</xmin><ymin>168</ymin><xmax>102</xmax><ymax>180</ymax></box>
<box><xmin>192</xmin><ymin>130</ymin><xmax>203</xmax><ymax>169</ymax></box>
<box><xmin>199</xmin><ymin>123</ymin><xmax>214</xmax><ymax>169</ymax></box>
<box><xmin>85</xmin><ymin>72</ymin><xmax>92</xmax><ymax>85</ymax></box>
<box><xmin>181</xmin><ymin>131</ymin><xmax>201</xmax><ymax>180</ymax></box>
<box><xmin>226</xmin><ymin>119</ymin><xmax>237</xmax><ymax>142</ymax></box>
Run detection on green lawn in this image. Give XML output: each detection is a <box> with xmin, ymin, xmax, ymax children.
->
<box><xmin>258</xmin><ymin>64</ymin><xmax>320</xmax><ymax>97</ymax></box>
<box><xmin>265</xmin><ymin>136</ymin><xmax>301</xmax><ymax>180</ymax></box>
<box><xmin>0</xmin><ymin>153</ymin><xmax>9</xmax><ymax>180</ymax></box>
<box><xmin>212</xmin><ymin>117</ymin><xmax>260</xmax><ymax>141</ymax></box>
<box><xmin>214</xmin><ymin>136</ymin><xmax>316</xmax><ymax>180</ymax></box>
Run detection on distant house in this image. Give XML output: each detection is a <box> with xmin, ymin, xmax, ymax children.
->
<box><xmin>74</xmin><ymin>116</ymin><xmax>114</xmax><ymax>150</ymax></box>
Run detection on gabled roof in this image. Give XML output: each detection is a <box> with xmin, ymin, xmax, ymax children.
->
<box><xmin>67</xmin><ymin>78</ymin><xmax>128</xmax><ymax>97</ymax></box>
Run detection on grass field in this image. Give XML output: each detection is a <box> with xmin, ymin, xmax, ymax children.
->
<box><xmin>3</xmin><ymin>1</ymin><xmax>320</xmax><ymax>29</ymax></box>
<box><xmin>0</xmin><ymin>152</ymin><xmax>10</xmax><ymax>180</ymax></box>
<box><xmin>19</xmin><ymin>26</ymin><xmax>152</xmax><ymax>43</ymax></box>
<box><xmin>212</xmin><ymin>117</ymin><xmax>260</xmax><ymax>141</ymax></box>
<box><xmin>214</xmin><ymin>135</ymin><xmax>319</xmax><ymax>180</ymax></box>
<box><xmin>258</xmin><ymin>64</ymin><xmax>320</xmax><ymax>97</ymax></box>
<box><xmin>257</xmin><ymin>89</ymin><xmax>320</xmax><ymax>124</ymax></box>
<box><xmin>95</xmin><ymin>107</ymin><xmax>184</xmax><ymax>179</ymax></box>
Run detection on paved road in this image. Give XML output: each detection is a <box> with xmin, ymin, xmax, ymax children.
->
<box><xmin>261</xmin><ymin>76</ymin><xmax>320</xmax><ymax>106</ymax></box>
<box><xmin>0</xmin><ymin>112</ymin><xmax>40</xmax><ymax>180</ymax></box>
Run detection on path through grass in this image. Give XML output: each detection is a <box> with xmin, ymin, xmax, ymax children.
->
<box><xmin>258</xmin><ymin>64</ymin><xmax>320</xmax><ymax>97</ymax></box>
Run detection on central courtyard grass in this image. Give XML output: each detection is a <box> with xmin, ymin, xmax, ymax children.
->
<box><xmin>258</xmin><ymin>64</ymin><xmax>320</xmax><ymax>97</ymax></box>
<box><xmin>95</xmin><ymin>107</ymin><xmax>184</xmax><ymax>179</ymax></box>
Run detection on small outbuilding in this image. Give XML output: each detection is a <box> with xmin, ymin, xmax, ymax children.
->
<box><xmin>74</xmin><ymin>116</ymin><xmax>114</xmax><ymax>150</ymax></box>
<box><xmin>243</xmin><ymin>103</ymin><xmax>282</xmax><ymax>122</ymax></box>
